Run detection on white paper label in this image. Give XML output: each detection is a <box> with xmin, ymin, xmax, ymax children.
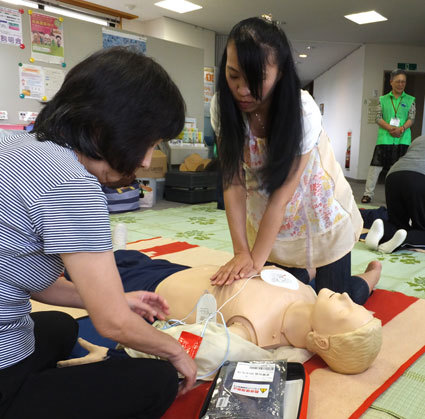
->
<box><xmin>216</xmin><ymin>396</ymin><xmax>229</xmax><ymax>408</ymax></box>
<box><xmin>231</xmin><ymin>382</ymin><xmax>270</xmax><ymax>398</ymax></box>
<box><xmin>0</xmin><ymin>111</ymin><xmax>8</xmax><ymax>120</ymax></box>
<box><xmin>233</xmin><ymin>362</ymin><xmax>275</xmax><ymax>382</ymax></box>
<box><xmin>389</xmin><ymin>117</ymin><xmax>400</xmax><ymax>127</ymax></box>
<box><xmin>260</xmin><ymin>269</ymin><xmax>299</xmax><ymax>290</ymax></box>
<box><xmin>196</xmin><ymin>292</ymin><xmax>217</xmax><ymax>323</ymax></box>
<box><xmin>18</xmin><ymin>111</ymin><xmax>38</xmax><ymax>122</ymax></box>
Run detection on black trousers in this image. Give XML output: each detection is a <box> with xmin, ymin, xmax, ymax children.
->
<box><xmin>0</xmin><ymin>311</ymin><xmax>178</xmax><ymax>419</ymax></box>
<box><xmin>384</xmin><ymin>170</ymin><xmax>425</xmax><ymax>247</ymax></box>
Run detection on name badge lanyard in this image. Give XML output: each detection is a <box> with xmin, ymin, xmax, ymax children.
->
<box><xmin>390</xmin><ymin>97</ymin><xmax>402</xmax><ymax>119</ymax></box>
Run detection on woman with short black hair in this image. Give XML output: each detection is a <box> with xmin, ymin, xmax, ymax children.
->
<box><xmin>0</xmin><ymin>47</ymin><xmax>196</xmax><ymax>419</ymax></box>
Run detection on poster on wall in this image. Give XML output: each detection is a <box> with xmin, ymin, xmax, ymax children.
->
<box><xmin>30</xmin><ymin>12</ymin><xmax>64</xmax><ymax>64</ymax></box>
<box><xmin>44</xmin><ymin>67</ymin><xmax>65</xmax><ymax>100</ymax></box>
<box><xmin>367</xmin><ymin>98</ymin><xmax>380</xmax><ymax>124</ymax></box>
<box><xmin>204</xmin><ymin>67</ymin><xmax>215</xmax><ymax>116</ymax></box>
<box><xmin>18</xmin><ymin>64</ymin><xmax>65</xmax><ymax>100</ymax></box>
<box><xmin>19</xmin><ymin>64</ymin><xmax>45</xmax><ymax>100</ymax></box>
<box><xmin>102</xmin><ymin>27</ymin><xmax>146</xmax><ymax>53</ymax></box>
<box><xmin>0</xmin><ymin>6</ymin><xmax>23</xmax><ymax>46</ymax></box>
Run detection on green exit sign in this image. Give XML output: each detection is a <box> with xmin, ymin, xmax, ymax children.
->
<box><xmin>398</xmin><ymin>63</ymin><xmax>417</xmax><ymax>70</ymax></box>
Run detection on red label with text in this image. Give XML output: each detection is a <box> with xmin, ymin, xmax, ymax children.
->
<box><xmin>178</xmin><ymin>331</ymin><xmax>203</xmax><ymax>359</ymax></box>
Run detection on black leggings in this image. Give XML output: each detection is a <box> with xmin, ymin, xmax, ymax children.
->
<box><xmin>384</xmin><ymin>171</ymin><xmax>425</xmax><ymax>247</ymax></box>
<box><xmin>0</xmin><ymin>311</ymin><xmax>178</xmax><ymax>419</ymax></box>
<box><xmin>269</xmin><ymin>252</ymin><xmax>370</xmax><ymax>305</ymax></box>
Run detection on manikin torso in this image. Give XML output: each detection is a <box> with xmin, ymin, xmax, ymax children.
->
<box><xmin>155</xmin><ymin>266</ymin><xmax>317</xmax><ymax>349</ymax></box>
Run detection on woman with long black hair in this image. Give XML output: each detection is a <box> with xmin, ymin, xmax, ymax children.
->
<box><xmin>210</xmin><ymin>17</ymin><xmax>381</xmax><ymax>304</ymax></box>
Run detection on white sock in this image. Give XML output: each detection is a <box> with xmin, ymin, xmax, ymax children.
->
<box><xmin>365</xmin><ymin>219</ymin><xmax>384</xmax><ymax>250</ymax></box>
<box><xmin>112</xmin><ymin>223</ymin><xmax>128</xmax><ymax>251</ymax></box>
<box><xmin>378</xmin><ymin>229</ymin><xmax>407</xmax><ymax>254</ymax></box>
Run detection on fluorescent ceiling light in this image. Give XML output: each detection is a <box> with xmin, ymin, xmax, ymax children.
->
<box><xmin>3</xmin><ymin>0</ymin><xmax>39</xmax><ymax>8</ymax></box>
<box><xmin>44</xmin><ymin>5</ymin><xmax>108</xmax><ymax>26</ymax></box>
<box><xmin>344</xmin><ymin>10</ymin><xmax>387</xmax><ymax>25</ymax></box>
<box><xmin>3</xmin><ymin>0</ymin><xmax>108</xmax><ymax>26</ymax></box>
<box><xmin>155</xmin><ymin>0</ymin><xmax>202</xmax><ymax>14</ymax></box>
<box><xmin>299</xmin><ymin>54</ymin><xmax>308</xmax><ymax>58</ymax></box>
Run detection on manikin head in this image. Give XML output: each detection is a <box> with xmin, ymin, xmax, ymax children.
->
<box><xmin>306</xmin><ymin>289</ymin><xmax>382</xmax><ymax>374</ymax></box>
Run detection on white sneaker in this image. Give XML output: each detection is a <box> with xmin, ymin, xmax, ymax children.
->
<box><xmin>112</xmin><ymin>223</ymin><xmax>127</xmax><ymax>251</ymax></box>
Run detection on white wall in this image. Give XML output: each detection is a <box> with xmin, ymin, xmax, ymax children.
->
<box><xmin>123</xmin><ymin>17</ymin><xmax>216</xmax><ymax>67</ymax></box>
<box><xmin>313</xmin><ymin>46</ymin><xmax>365</xmax><ymax>179</ymax></box>
<box><xmin>358</xmin><ymin>44</ymin><xmax>425</xmax><ymax>178</ymax></box>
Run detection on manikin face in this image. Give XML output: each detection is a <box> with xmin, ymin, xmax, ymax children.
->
<box><xmin>311</xmin><ymin>289</ymin><xmax>373</xmax><ymax>336</ymax></box>
<box><xmin>78</xmin><ymin>143</ymin><xmax>159</xmax><ymax>185</ymax></box>
<box><xmin>390</xmin><ymin>74</ymin><xmax>407</xmax><ymax>96</ymax></box>
<box><xmin>225</xmin><ymin>41</ymin><xmax>280</xmax><ymax>114</ymax></box>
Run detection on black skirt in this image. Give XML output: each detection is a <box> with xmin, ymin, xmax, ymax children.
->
<box><xmin>370</xmin><ymin>144</ymin><xmax>409</xmax><ymax>170</ymax></box>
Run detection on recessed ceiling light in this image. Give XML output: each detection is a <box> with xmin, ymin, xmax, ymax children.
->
<box><xmin>154</xmin><ymin>0</ymin><xmax>202</xmax><ymax>14</ymax></box>
<box><xmin>299</xmin><ymin>54</ymin><xmax>308</xmax><ymax>58</ymax></box>
<box><xmin>344</xmin><ymin>10</ymin><xmax>387</xmax><ymax>25</ymax></box>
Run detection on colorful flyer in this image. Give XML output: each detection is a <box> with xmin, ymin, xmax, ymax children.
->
<box><xmin>0</xmin><ymin>6</ymin><xmax>23</xmax><ymax>46</ymax></box>
<box><xmin>102</xmin><ymin>27</ymin><xmax>146</xmax><ymax>53</ymax></box>
<box><xmin>204</xmin><ymin>67</ymin><xmax>215</xmax><ymax>116</ymax></box>
<box><xmin>19</xmin><ymin>64</ymin><xmax>45</xmax><ymax>100</ymax></box>
<box><xmin>30</xmin><ymin>12</ymin><xmax>64</xmax><ymax>64</ymax></box>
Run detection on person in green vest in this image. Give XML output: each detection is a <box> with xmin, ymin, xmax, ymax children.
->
<box><xmin>362</xmin><ymin>69</ymin><xmax>416</xmax><ymax>203</ymax></box>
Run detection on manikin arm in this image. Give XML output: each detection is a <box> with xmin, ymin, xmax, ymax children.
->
<box><xmin>57</xmin><ymin>338</ymin><xmax>108</xmax><ymax>367</ymax></box>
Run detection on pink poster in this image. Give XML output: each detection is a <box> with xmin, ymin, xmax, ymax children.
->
<box><xmin>30</xmin><ymin>12</ymin><xmax>64</xmax><ymax>64</ymax></box>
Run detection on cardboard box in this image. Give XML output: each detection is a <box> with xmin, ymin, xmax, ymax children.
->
<box><xmin>162</xmin><ymin>142</ymin><xmax>209</xmax><ymax>165</ymax></box>
<box><xmin>135</xmin><ymin>150</ymin><xmax>167</xmax><ymax>179</ymax></box>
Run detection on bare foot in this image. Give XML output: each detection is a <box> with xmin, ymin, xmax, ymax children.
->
<box><xmin>357</xmin><ymin>260</ymin><xmax>382</xmax><ymax>294</ymax></box>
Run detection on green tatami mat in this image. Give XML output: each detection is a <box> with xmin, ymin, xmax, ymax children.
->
<box><xmin>110</xmin><ymin>202</ymin><xmax>233</xmax><ymax>253</ymax></box>
<box><xmin>352</xmin><ymin>242</ymin><xmax>425</xmax><ymax>299</ymax></box>
<box><xmin>362</xmin><ymin>354</ymin><xmax>425</xmax><ymax>419</ymax></box>
<box><xmin>111</xmin><ymin>202</ymin><xmax>425</xmax><ymax>299</ymax></box>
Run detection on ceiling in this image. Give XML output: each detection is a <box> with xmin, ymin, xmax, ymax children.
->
<box><xmin>88</xmin><ymin>0</ymin><xmax>425</xmax><ymax>85</ymax></box>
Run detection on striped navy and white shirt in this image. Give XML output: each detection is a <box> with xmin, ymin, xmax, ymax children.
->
<box><xmin>0</xmin><ymin>132</ymin><xmax>112</xmax><ymax>369</ymax></box>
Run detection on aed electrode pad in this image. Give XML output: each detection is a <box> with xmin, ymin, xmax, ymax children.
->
<box><xmin>260</xmin><ymin>269</ymin><xmax>299</xmax><ymax>290</ymax></box>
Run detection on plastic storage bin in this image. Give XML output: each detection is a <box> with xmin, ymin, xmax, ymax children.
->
<box><xmin>164</xmin><ymin>171</ymin><xmax>217</xmax><ymax>204</ymax></box>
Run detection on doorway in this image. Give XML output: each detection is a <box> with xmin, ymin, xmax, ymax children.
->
<box><xmin>383</xmin><ymin>71</ymin><xmax>425</xmax><ymax>140</ymax></box>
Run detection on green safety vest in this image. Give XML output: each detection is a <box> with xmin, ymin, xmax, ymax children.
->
<box><xmin>377</xmin><ymin>91</ymin><xmax>415</xmax><ymax>145</ymax></box>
